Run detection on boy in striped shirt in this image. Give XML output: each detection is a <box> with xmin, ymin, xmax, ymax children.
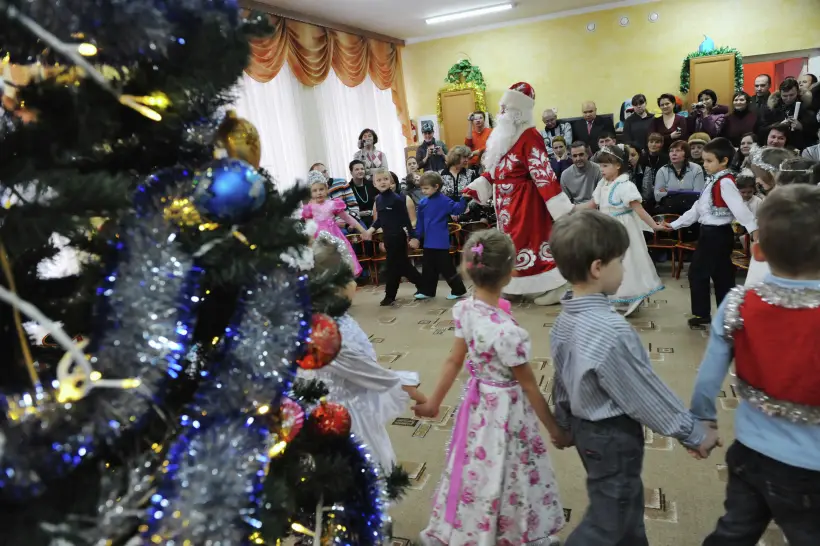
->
<box><xmin>548</xmin><ymin>210</ymin><xmax>719</xmax><ymax>546</ymax></box>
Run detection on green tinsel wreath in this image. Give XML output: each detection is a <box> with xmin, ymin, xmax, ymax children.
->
<box><xmin>679</xmin><ymin>46</ymin><xmax>744</xmax><ymax>95</ymax></box>
<box><xmin>445</xmin><ymin>59</ymin><xmax>487</xmax><ymax>91</ymax></box>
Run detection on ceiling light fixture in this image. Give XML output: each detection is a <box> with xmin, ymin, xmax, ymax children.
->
<box><xmin>425</xmin><ymin>3</ymin><xmax>514</xmax><ymax>25</ymax></box>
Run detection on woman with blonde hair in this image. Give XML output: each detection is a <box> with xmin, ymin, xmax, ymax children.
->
<box><xmin>440</xmin><ymin>145</ymin><xmax>479</xmax><ymax>201</ymax></box>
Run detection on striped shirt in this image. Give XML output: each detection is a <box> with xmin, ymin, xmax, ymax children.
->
<box><xmin>550</xmin><ymin>293</ymin><xmax>705</xmax><ymax>447</ymax></box>
<box><xmin>328</xmin><ymin>178</ymin><xmax>360</xmax><ymax>218</ymax></box>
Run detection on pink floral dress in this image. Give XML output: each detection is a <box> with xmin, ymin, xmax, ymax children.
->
<box><xmin>422</xmin><ymin>298</ymin><xmax>564</xmax><ymax>546</ymax></box>
<box><xmin>302</xmin><ymin>198</ymin><xmax>363</xmax><ymax>277</ymax></box>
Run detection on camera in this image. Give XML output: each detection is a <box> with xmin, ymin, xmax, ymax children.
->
<box><xmin>694</xmin><ymin>102</ymin><xmax>706</xmax><ymax>109</ymax></box>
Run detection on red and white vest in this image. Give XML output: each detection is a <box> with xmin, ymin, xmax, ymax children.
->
<box><xmin>706</xmin><ymin>170</ymin><xmax>734</xmax><ymax>218</ymax></box>
<box><xmin>723</xmin><ymin>283</ymin><xmax>820</xmax><ymax>425</ymax></box>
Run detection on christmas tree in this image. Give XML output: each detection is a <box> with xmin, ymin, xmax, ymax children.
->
<box><xmin>0</xmin><ymin>1</ymin><xmax>404</xmax><ymax>544</ymax></box>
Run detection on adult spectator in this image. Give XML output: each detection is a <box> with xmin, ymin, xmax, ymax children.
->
<box><xmin>348</xmin><ymin>159</ymin><xmax>376</xmax><ymax>227</ymax></box>
<box><xmin>540</xmin><ymin>108</ymin><xmax>572</xmax><ymax>157</ymax></box>
<box><xmin>721</xmin><ymin>91</ymin><xmax>759</xmax><ymax>147</ymax></box>
<box><xmin>570</xmin><ymin>101</ymin><xmax>615</xmax><ymax>152</ymax></box>
<box><xmin>623</xmin><ymin>93</ymin><xmax>654</xmax><ymax>149</ymax></box>
<box><xmin>798</xmin><ymin>73</ymin><xmax>818</xmax><ymax>95</ymax></box>
<box><xmin>802</xmin><ymin>129</ymin><xmax>820</xmax><ymax>161</ymax></box>
<box><xmin>760</xmin><ymin>77</ymin><xmax>818</xmax><ymax>149</ymax></box>
<box><xmin>353</xmin><ymin>128</ymin><xmax>388</xmax><ymax>181</ymax></box>
<box><xmin>464</xmin><ymin>111</ymin><xmax>492</xmax><ymax>170</ymax></box>
<box><xmin>730</xmin><ymin>132</ymin><xmax>757</xmax><ymax>171</ymax></box>
<box><xmin>653</xmin><ymin>141</ymin><xmax>705</xmax><ymax>209</ymax></box>
<box><xmin>402</xmin><ymin>156</ymin><xmax>424</xmax><ymax>207</ymax></box>
<box><xmin>750</xmin><ymin>74</ymin><xmax>772</xmax><ymax>114</ymax></box>
<box><xmin>310</xmin><ymin>161</ymin><xmax>360</xmax><ymax>220</ymax></box>
<box><xmin>640</xmin><ymin>132</ymin><xmax>669</xmax><ymax>208</ymax></box>
<box><xmin>439</xmin><ymin>145</ymin><xmax>479</xmax><ymax>201</ymax></box>
<box><xmin>624</xmin><ymin>143</ymin><xmax>645</xmax><ymax>189</ymax></box>
<box><xmin>595</xmin><ymin>130</ymin><xmax>616</xmax><ymax>152</ymax></box>
<box><xmin>688</xmin><ymin>88</ymin><xmax>728</xmax><ymax>138</ymax></box>
<box><xmin>687</xmin><ymin>132</ymin><xmax>710</xmax><ymax>173</ymax></box>
<box><xmin>416</xmin><ymin>121</ymin><xmax>448</xmax><ymax>173</ymax></box>
<box><xmin>650</xmin><ymin>93</ymin><xmax>689</xmax><ymax>150</ymax></box>
<box><xmin>549</xmin><ymin>136</ymin><xmax>572</xmax><ymax>180</ymax></box>
<box><xmin>560</xmin><ymin>141</ymin><xmax>601</xmax><ymax>204</ymax></box>
<box><xmin>766</xmin><ymin>125</ymin><xmax>789</xmax><ymax>149</ymax></box>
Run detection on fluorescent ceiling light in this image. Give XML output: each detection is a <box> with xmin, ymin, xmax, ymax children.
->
<box><xmin>426</xmin><ymin>3</ymin><xmax>514</xmax><ymax>25</ymax></box>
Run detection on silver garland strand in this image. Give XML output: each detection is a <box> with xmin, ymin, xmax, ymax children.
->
<box><xmin>0</xmin><ymin>213</ymin><xmax>199</xmax><ymax>498</ymax></box>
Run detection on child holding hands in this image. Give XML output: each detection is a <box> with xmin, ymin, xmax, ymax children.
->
<box><xmin>414</xmin><ymin>229</ymin><xmax>566</xmax><ymax>546</ymax></box>
<box><xmin>299</xmin><ymin>234</ymin><xmax>426</xmax><ymax>472</ymax></box>
<box><xmin>549</xmin><ymin>210</ymin><xmax>720</xmax><ymax>546</ymax></box>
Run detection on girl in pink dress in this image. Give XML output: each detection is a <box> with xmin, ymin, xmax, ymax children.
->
<box><xmin>413</xmin><ymin>229</ymin><xmax>567</xmax><ymax>546</ymax></box>
<box><xmin>302</xmin><ymin>172</ymin><xmax>370</xmax><ymax>277</ymax></box>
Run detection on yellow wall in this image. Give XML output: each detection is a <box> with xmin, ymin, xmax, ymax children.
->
<box><xmin>403</xmin><ymin>0</ymin><xmax>820</xmax><ymax>126</ymax></box>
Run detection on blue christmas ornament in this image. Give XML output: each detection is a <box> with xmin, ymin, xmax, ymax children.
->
<box><xmin>192</xmin><ymin>158</ymin><xmax>266</xmax><ymax>223</ymax></box>
<box><xmin>699</xmin><ymin>35</ymin><xmax>715</xmax><ymax>53</ymax></box>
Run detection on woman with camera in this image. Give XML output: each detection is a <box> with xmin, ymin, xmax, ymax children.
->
<box><xmin>688</xmin><ymin>88</ymin><xmax>728</xmax><ymax>139</ymax></box>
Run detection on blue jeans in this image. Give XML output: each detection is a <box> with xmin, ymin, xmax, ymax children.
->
<box><xmin>703</xmin><ymin>441</ymin><xmax>820</xmax><ymax>546</ymax></box>
<box><xmin>566</xmin><ymin>415</ymin><xmax>649</xmax><ymax>546</ymax></box>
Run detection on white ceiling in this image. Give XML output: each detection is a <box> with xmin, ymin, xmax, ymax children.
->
<box><xmin>260</xmin><ymin>0</ymin><xmax>657</xmax><ymax>42</ymax></box>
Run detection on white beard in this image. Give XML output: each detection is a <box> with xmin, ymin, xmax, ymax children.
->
<box><xmin>482</xmin><ymin>108</ymin><xmax>535</xmax><ymax>174</ymax></box>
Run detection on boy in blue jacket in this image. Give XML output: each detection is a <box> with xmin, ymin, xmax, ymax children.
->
<box><xmin>414</xmin><ymin>172</ymin><xmax>469</xmax><ymax>300</ymax></box>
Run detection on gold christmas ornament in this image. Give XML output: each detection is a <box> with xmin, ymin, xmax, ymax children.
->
<box><xmin>216</xmin><ymin>110</ymin><xmax>261</xmax><ymax>168</ymax></box>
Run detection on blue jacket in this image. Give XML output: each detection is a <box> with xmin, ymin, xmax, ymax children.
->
<box><xmin>416</xmin><ymin>192</ymin><xmax>468</xmax><ymax>249</ymax></box>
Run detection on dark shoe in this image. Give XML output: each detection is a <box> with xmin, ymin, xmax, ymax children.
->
<box><xmin>380</xmin><ymin>297</ymin><xmax>396</xmax><ymax>306</ymax></box>
<box><xmin>687</xmin><ymin>315</ymin><xmax>711</xmax><ymax>327</ymax></box>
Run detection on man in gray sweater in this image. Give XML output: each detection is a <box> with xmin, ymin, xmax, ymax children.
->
<box><xmin>560</xmin><ymin>141</ymin><xmax>601</xmax><ymax>204</ymax></box>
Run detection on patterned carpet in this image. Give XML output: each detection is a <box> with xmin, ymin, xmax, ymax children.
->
<box><xmin>348</xmin><ymin>263</ymin><xmax>786</xmax><ymax>546</ymax></box>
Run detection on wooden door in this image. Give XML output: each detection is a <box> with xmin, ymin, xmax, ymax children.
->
<box><xmin>440</xmin><ymin>89</ymin><xmax>476</xmax><ymax>148</ymax></box>
<box><xmin>689</xmin><ymin>54</ymin><xmax>736</xmax><ymax>108</ymax></box>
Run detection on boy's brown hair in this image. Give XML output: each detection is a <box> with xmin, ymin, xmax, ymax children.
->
<box><xmin>757</xmin><ymin>184</ymin><xmax>820</xmax><ymax>276</ymax></box>
<box><xmin>550</xmin><ymin>210</ymin><xmax>630</xmax><ymax>284</ymax></box>
<box><xmin>419</xmin><ymin>171</ymin><xmax>443</xmax><ymax>189</ymax></box>
<box><xmin>647</xmin><ymin>132</ymin><xmax>664</xmax><ymax>144</ymax></box>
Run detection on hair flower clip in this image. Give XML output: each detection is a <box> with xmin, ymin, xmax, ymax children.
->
<box><xmin>470</xmin><ymin>243</ymin><xmax>484</xmax><ymax>256</ymax></box>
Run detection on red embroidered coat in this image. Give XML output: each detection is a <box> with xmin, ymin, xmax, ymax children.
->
<box><xmin>467</xmin><ymin>128</ymin><xmax>571</xmax><ymax>294</ymax></box>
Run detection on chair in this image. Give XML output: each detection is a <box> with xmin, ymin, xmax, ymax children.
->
<box><xmin>457</xmin><ymin>220</ymin><xmax>493</xmax><ymax>253</ymax></box>
<box><xmin>346</xmin><ymin>233</ymin><xmax>372</xmax><ymax>282</ymax></box>
<box><xmin>368</xmin><ymin>232</ymin><xmax>387</xmax><ymax>285</ymax></box>
<box><xmin>448</xmin><ymin>223</ymin><xmax>462</xmax><ymax>257</ymax></box>
<box><xmin>648</xmin><ymin>214</ymin><xmax>682</xmax><ymax>279</ymax></box>
<box><xmin>731</xmin><ymin>233</ymin><xmax>751</xmax><ymax>270</ymax></box>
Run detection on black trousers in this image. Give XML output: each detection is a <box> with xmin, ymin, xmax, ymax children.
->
<box><xmin>703</xmin><ymin>441</ymin><xmax>820</xmax><ymax>546</ymax></box>
<box><xmin>689</xmin><ymin>224</ymin><xmax>735</xmax><ymax>318</ymax></box>
<box><xmin>384</xmin><ymin>233</ymin><xmax>421</xmax><ymax>300</ymax></box>
<box><xmin>420</xmin><ymin>248</ymin><xmax>466</xmax><ymax>297</ymax></box>
<box><xmin>566</xmin><ymin>415</ymin><xmax>648</xmax><ymax>546</ymax></box>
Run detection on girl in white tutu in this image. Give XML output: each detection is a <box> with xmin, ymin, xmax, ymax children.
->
<box><xmin>577</xmin><ymin>145</ymin><xmax>665</xmax><ymax>316</ymax></box>
<box><xmin>299</xmin><ymin>234</ymin><xmax>426</xmax><ymax>471</ymax></box>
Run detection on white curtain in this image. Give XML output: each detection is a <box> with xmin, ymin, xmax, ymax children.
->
<box><xmin>233</xmin><ymin>64</ymin><xmax>406</xmax><ymax>191</ymax></box>
<box><xmin>313</xmin><ymin>69</ymin><xmax>406</xmax><ymax>183</ymax></box>
<box><xmin>233</xmin><ymin>64</ymin><xmax>309</xmax><ymax>191</ymax></box>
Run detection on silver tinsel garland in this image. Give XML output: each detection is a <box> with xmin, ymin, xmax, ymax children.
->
<box><xmin>0</xmin><ymin>213</ymin><xmax>200</xmax><ymax>498</ymax></box>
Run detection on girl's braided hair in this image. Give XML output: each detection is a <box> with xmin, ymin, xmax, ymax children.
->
<box><xmin>461</xmin><ymin>229</ymin><xmax>515</xmax><ymax>288</ymax></box>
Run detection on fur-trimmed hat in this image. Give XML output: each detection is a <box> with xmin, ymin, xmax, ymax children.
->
<box><xmin>500</xmin><ymin>82</ymin><xmax>536</xmax><ymax>113</ymax></box>
<box><xmin>688</xmin><ymin>132</ymin><xmax>711</xmax><ymax>145</ymax></box>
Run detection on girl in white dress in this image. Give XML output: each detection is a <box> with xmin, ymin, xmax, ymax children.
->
<box><xmin>414</xmin><ymin>230</ymin><xmax>566</xmax><ymax>546</ymax></box>
<box><xmin>744</xmin><ymin>147</ymin><xmax>805</xmax><ymax>286</ymax></box>
<box><xmin>299</xmin><ymin>234</ymin><xmax>426</xmax><ymax>472</ymax></box>
<box><xmin>577</xmin><ymin>145</ymin><xmax>665</xmax><ymax>316</ymax></box>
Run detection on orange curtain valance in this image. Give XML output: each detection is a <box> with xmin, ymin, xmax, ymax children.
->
<box><xmin>246</xmin><ymin>15</ymin><xmax>412</xmax><ymax>142</ymax></box>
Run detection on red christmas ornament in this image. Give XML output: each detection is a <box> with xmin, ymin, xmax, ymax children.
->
<box><xmin>310</xmin><ymin>401</ymin><xmax>351</xmax><ymax>437</ymax></box>
<box><xmin>297</xmin><ymin>313</ymin><xmax>341</xmax><ymax>370</ymax></box>
<box><xmin>278</xmin><ymin>396</ymin><xmax>305</xmax><ymax>443</ymax></box>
